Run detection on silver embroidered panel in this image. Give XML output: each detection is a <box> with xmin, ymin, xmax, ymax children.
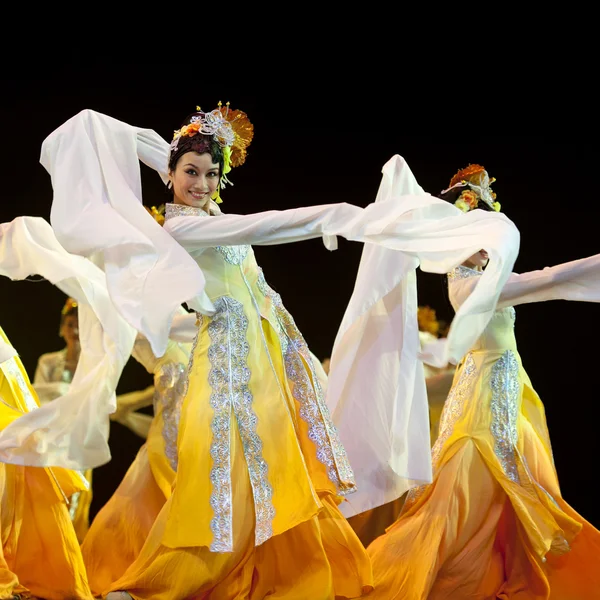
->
<box><xmin>182</xmin><ymin>314</ymin><xmax>203</xmax><ymax>400</ymax></box>
<box><xmin>447</xmin><ymin>265</ymin><xmax>482</xmax><ymax>280</ymax></box>
<box><xmin>256</xmin><ymin>269</ymin><xmax>288</xmax><ymax>354</ymax></box>
<box><xmin>207</xmin><ymin>296</ymin><xmax>274</xmax><ymax>551</ymax></box>
<box><xmin>215</xmin><ymin>245</ymin><xmax>251</xmax><ymax>265</ymax></box>
<box><xmin>164</xmin><ymin>203</ymin><xmax>210</xmax><ymax>220</ymax></box>
<box><xmin>490</xmin><ymin>350</ymin><xmax>521</xmax><ymax>484</ymax></box>
<box><xmin>432</xmin><ymin>353</ymin><xmax>478</xmax><ymax>467</ymax></box>
<box><xmin>256</xmin><ymin>268</ymin><xmax>356</xmax><ymax>494</ymax></box>
<box><xmin>154</xmin><ymin>362</ymin><xmax>187</xmax><ymax>471</ymax></box>
<box><xmin>2</xmin><ymin>358</ymin><xmax>40</xmax><ymax>411</ymax></box>
<box><xmin>404</xmin><ymin>353</ymin><xmax>478</xmax><ymax>512</ymax></box>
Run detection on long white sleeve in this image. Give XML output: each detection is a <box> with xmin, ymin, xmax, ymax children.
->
<box><xmin>449</xmin><ymin>254</ymin><xmax>600</xmax><ymax>311</ymax></box>
<box><xmin>0</xmin><ymin>216</ymin><xmax>136</xmax><ymax>469</ymax></box>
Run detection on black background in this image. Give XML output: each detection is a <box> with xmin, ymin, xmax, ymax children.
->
<box><xmin>1</xmin><ymin>67</ymin><xmax>598</xmax><ymax>527</ymax></box>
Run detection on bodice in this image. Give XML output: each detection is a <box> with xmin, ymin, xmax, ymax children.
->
<box><xmin>448</xmin><ymin>265</ymin><xmax>517</xmax><ymax>353</ymax></box>
<box><xmin>164</xmin><ymin>203</ymin><xmax>270</xmax><ymax>317</ymax></box>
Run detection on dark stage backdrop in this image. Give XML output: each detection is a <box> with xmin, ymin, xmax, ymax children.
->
<box><xmin>1</xmin><ymin>70</ymin><xmax>598</xmax><ymax>527</ymax></box>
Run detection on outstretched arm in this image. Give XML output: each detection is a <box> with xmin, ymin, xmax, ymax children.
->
<box><xmin>449</xmin><ymin>253</ymin><xmax>600</xmax><ymax>310</ymax></box>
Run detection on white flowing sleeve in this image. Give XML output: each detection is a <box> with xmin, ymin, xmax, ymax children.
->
<box><xmin>449</xmin><ymin>254</ymin><xmax>600</xmax><ymax>311</ymax></box>
<box><xmin>418</xmin><ymin>335</ymin><xmax>450</xmax><ymax>370</ymax></box>
<box><xmin>32</xmin><ymin>382</ymin><xmax>71</xmax><ymax>406</ymax></box>
<box><xmin>0</xmin><ymin>216</ymin><xmax>136</xmax><ymax>469</ymax></box>
<box><xmin>163</xmin><ymin>203</ymin><xmax>359</xmax><ymax>251</ymax></box>
<box><xmin>40</xmin><ymin>109</ymin><xmax>208</xmax><ymax>359</ymax></box>
<box><xmin>317</xmin><ymin>157</ymin><xmax>521</xmax><ymax>518</ymax></box>
<box><xmin>0</xmin><ymin>339</ymin><xmax>16</xmax><ymax>363</ymax></box>
<box><xmin>168</xmin><ymin>311</ymin><xmax>199</xmax><ymax>343</ymax></box>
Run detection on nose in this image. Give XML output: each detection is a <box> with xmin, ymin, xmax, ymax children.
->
<box><xmin>193</xmin><ymin>176</ymin><xmax>209</xmax><ymax>191</ymax></box>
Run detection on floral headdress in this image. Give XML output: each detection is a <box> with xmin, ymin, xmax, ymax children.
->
<box><xmin>169</xmin><ymin>101</ymin><xmax>254</xmax><ymax>204</ymax></box>
<box><xmin>441</xmin><ymin>164</ymin><xmax>501</xmax><ymax>213</ymax></box>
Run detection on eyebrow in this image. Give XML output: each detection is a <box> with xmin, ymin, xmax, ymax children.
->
<box><xmin>184</xmin><ymin>163</ymin><xmax>219</xmax><ymax>170</ymax></box>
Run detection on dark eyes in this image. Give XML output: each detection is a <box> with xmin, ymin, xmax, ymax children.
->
<box><xmin>185</xmin><ymin>169</ymin><xmax>219</xmax><ymax>177</ymax></box>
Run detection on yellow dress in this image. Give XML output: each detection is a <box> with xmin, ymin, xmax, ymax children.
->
<box><xmin>102</xmin><ymin>203</ymin><xmax>372</xmax><ymax>599</ymax></box>
<box><xmin>0</xmin><ymin>327</ymin><xmax>93</xmax><ymax>599</ymax></box>
<box><xmin>81</xmin><ymin>338</ymin><xmax>187</xmax><ymax>595</ymax></box>
<box><xmin>367</xmin><ymin>265</ymin><xmax>600</xmax><ymax>600</ymax></box>
<box><xmin>33</xmin><ymin>347</ymin><xmax>94</xmax><ymax>543</ymax></box>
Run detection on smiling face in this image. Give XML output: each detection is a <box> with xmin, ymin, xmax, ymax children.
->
<box><xmin>169</xmin><ymin>151</ymin><xmax>220</xmax><ymax>212</ymax></box>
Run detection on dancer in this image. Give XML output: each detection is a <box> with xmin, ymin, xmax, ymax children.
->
<box><xmin>367</xmin><ymin>164</ymin><xmax>600</xmax><ymax>599</ymax></box>
<box><xmin>34</xmin><ymin>297</ymin><xmax>80</xmax><ymax>405</ymax></box>
<box><xmin>33</xmin><ymin>297</ymin><xmax>157</xmax><ymax>542</ymax></box>
<box><xmin>0</xmin><ymin>325</ymin><xmax>93</xmax><ymax>599</ymax></box>
<box><xmin>75</xmin><ymin>107</ymin><xmax>372</xmax><ymax>599</ymax></box>
<box><xmin>32</xmin><ymin>297</ymin><xmax>93</xmax><ymax>542</ymax></box>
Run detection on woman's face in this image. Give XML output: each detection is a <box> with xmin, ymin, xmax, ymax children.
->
<box><xmin>464</xmin><ymin>249</ymin><xmax>489</xmax><ymax>269</ymax></box>
<box><xmin>169</xmin><ymin>151</ymin><xmax>220</xmax><ymax>211</ymax></box>
<box><xmin>60</xmin><ymin>315</ymin><xmax>79</xmax><ymax>345</ymax></box>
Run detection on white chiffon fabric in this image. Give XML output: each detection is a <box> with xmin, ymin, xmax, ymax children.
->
<box><xmin>0</xmin><ymin>339</ymin><xmax>16</xmax><ymax>363</ymax></box>
<box><xmin>450</xmin><ymin>254</ymin><xmax>600</xmax><ymax>309</ymax></box>
<box><xmin>1</xmin><ymin>109</ymin><xmax>527</xmax><ymax>511</ymax></box>
<box><xmin>0</xmin><ymin>216</ymin><xmax>137</xmax><ymax>468</ymax></box>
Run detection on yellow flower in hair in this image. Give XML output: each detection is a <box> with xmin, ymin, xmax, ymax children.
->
<box><xmin>212</xmin><ymin>186</ymin><xmax>224</xmax><ymax>205</ymax></box>
<box><xmin>418</xmin><ymin>305</ymin><xmax>440</xmax><ymax>337</ymax></box>
<box><xmin>492</xmin><ymin>201</ymin><xmax>501</xmax><ymax>212</ymax></box>
<box><xmin>222</xmin><ymin>146</ymin><xmax>233</xmax><ymax>175</ymax></box>
<box><xmin>459</xmin><ymin>190</ymin><xmax>479</xmax><ymax>210</ymax></box>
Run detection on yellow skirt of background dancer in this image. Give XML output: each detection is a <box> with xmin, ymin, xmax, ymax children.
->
<box><xmin>81</xmin><ymin>340</ymin><xmax>187</xmax><ymax>595</ymax></box>
<box><xmin>0</xmin><ymin>327</ymin><xmax>92</xmax><ymax>600</ymax></box>
<box><xmin>367</xmin><ymin>345</ymin><xmax>600</xmax><ymax>600</ymax></box>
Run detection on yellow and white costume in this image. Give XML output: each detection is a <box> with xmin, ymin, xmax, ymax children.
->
<box><xmin>0</xmin><ymin>326</ymin><xmax>93</xmax><ymax>599</ymax></box>
<box><xmin>367</xmin><ymin>256</ymin><xmax>600</xmax><ymax>599</ymax></box>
